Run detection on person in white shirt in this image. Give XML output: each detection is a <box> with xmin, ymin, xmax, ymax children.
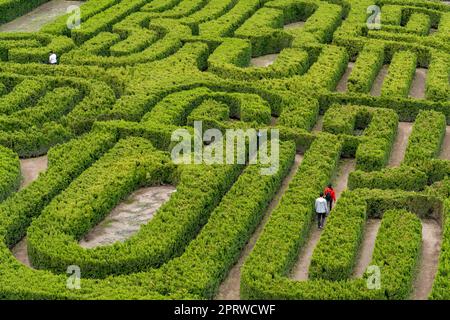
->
<box><xmin>49</xmin><ymin>51</ymin><xmax>57</xmax><ymax>65</ymax></box>
<box><xmin>315</xmin><ymin>192</ymin><xmax>329</xmax><ymax>229</ymax></box>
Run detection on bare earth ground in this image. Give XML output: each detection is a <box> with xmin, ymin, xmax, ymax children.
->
<box><xmin>388</xmin><ymin>122</ymin><xmax>413</xmax><ymax>167</ymax></box>
<box><xmin>290</xmin><ymin>159</ymin><xmax>356</xmax><ymax>281</ymax></box>
<box><xmin>12</xmin><ymin>156</ymin><xmax>49</xmax><ymax>267</ymax></box>
<box><xmin>250</xmin><ymin>54</ymin><xmax>279</xmax><ymax>67</ymax></box>
<box><xmin>19</xmin><ymin>155</ymin><xmax>48</xmax><ymax>189</ymax></box>
<box><xmin>411</xmin><ymin>219</ymin><xmax>442</xmax><ymax>300</ymax></box>
<box><xmin>312</xmin><ymin>116</ymin><xmax>323</xmax><ymax>132</ymax></box>
<box><xmin>440</xmin><ymin>126</ymin><xmax>450</xmax><ymax>160</ymax></box>
<box><xmin>409</xmin><ymin>68</ymin><xmax>427</xmax><ymax>99</ymax></box>
<box><xmin>370</xmin><ymin>65</ymin><xmax>389</xmax><ymax>96</ymax></box>
<box><xmin>351</xmin><ymin>219</ymin><xmax>381</xmax><ymax>278</ymax></box>
<box><xmin>11</xmin><ymin>237</ymin><xmax>32</xmax><ymax>268</ymax></box>
<box><xmin>336</xmin><ymin>62</ymin><xmax>355</xmax><ymax>92</ymax></box>
<box><xmin>80</xmin><ymin>186</ymin><xmax>176</xmax><ymax>248</ymax></box>
<box><xmin>0</xmin><ymin>0</ymin><xmax>84</xmax><ymax>32</ymax></box>
<box><xmin>283</xmin><ymin>21</ymin><xmax>305</xmax><ymax>30</ymax></box>
<box><xmin>215</xmin><ymin>154</ymin><xmax>304</xmax><ymax>299</ymax></box>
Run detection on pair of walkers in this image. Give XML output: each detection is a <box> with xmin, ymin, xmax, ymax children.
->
<box><xmin>314</xmin><ymin>184</ymin><xmax>336</xmax><ymax>229</ymax></box>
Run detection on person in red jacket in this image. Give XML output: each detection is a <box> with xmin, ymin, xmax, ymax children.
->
<box><xmin>324</xmin><ymin>183</ymin><xmax>336</xmax><ymax>213</ymax></box>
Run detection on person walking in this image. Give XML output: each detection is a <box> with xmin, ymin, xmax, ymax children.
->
<box><xmin>49</xmin><ymin>51</ymin><xmax>57</xmax><ymax>65</ymax></box>
<box><xmin>324</xmin><ymin>183</ymin><xmax>336</xmax><ymax>213</ymax></box>
<box><xmin>315</xmin><ymin>192</ymin><xmax>329</xmax><ymax>229</ymax></box>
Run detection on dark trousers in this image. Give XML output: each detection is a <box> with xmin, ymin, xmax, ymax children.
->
<box><xmin>327</xmin><ymin>200</ymin><xmax>333</xmax><ymax>212</ymax></box>
<box><xmin>317</xmin><ymin>212</ymin><xmax>326</xmax><ymax>228</ymax></box>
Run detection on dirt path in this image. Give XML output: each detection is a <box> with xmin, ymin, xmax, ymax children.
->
<box><xmin>411</xmin><ymin>219</ymin><xmax>442</xmax><ymax>300</ymax></box>
<box><xmin>80</xmin><ymin>186</ymin><xmax>176</xmax><ymax>248</ymax></box>
<box><xmin>215</xmin><ymin>154</ymin><xmax>304</xmax><ymax>299</ymax></box>
<box><xmin>370</xmin><ymin>65</ymin><xmax>389</xmax><ymax>96</ymax></box>
<box><xmin>312</xmin><ymin>116</ymin><xmax>323</xmax><ymax>132</ymax></box>
<box><xmin>439</xmin><ymin>126</ymin><xmax>450</xmax><ymax>160</ymax></box>
<box><xmin>11</xmin><ymin>237</ymin><xmax>32</xmax><ymax>268</ymax></box>
<box><xmin>336</xmin><ymin>62</ymin><xmax>355</xmax><ymax>92</ymax></box>
<box><xmin>334</xmin><ymin>159</ymin><xmax>356</xmax><ymax>198</ymax></box>
<box><xmin>19</xmin><ymin>155</ymin><xmax>48</xmax><ymax>189</ymax></box>
<box><xmin>250</xmin><ymin>54</ymin><xmax>279</xmax><ymax>67</ymax></box>
<box><xmin>284</xmin><ymin>21</ymin><xmax>305</xmax><ymax>30</ymax></box>
<box><xmin>388</xmin><ymin>122</ymin><xmax>413</xmax><ymax>167</ymax></box>
<box><xmin>409</xmin><ymin>68</ymin><xmax>427</xmax><ymax>99</ymax></box>
<box><xmin>290</xmin><ymin>225</ymin><xmax>322</xmax><ymax>281</ymax></box>
<box><xmin>11</xmin><ymin>156</ymin><xmax>49</xmax><ymax>267</ymax></box>
<box><xmin>0</xmin><ymin>0</ymin><xmax>84</xmax><ymax>33</ymax></box>
<box><xmin>352</xmin><ymin>219</ymin><xmax>382</xmax><ymax>278</ymax></box>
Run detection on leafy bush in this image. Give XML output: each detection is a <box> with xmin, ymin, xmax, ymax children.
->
<box><xmin>381</xmin><ymin>50</ymin><xmax>417</xmax><ymax>98</ymax></box>
<box><xmin>403</xmin><ymin>110</ymin><xmax>446</xmax><ymax>165</ymax></box>
<box><xmin>0</xmin><ymin>145</ymin><xmax>20</xmax><ymax>201</ymax></box>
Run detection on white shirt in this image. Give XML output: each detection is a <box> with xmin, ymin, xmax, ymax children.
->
<box><xmin>49</xmin><ymin>53</ymin><xmax>57</xmax><ymax>64</ymax></box>
<box><xmin>315</xmin><ymin>197</ymin><xmax>329</xmax><ymax>214</ymax></box>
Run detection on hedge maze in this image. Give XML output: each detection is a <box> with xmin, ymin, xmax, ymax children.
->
<box><xmin>0</xmin><ymin>0</ymin><xmax>449</xmax><ymax>300</ymax></box>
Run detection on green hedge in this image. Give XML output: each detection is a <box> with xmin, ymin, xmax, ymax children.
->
<box><xmin>426</xmin><ymin>51</ymin><xmax>450</xmax><ymax>102</ymax></box>
<box><xmin>0</xmin><ymin>129</ymin><xmax>118</xmax><ymax>247</ymax></box>
<box><xmin>241</xmin><ymin>133</ymin><xmax>343</xmax><ymax>298</ymax></box>
<box><xmin>403</xmin><ymin>110</ymin><xmax>446</xmax><ymax>165</ymax></box>
<box><xmin>0</xmin><ymin>0</ymin><xmax>48</xmax><ymax>25</ymax></box>
<box><xmin>0</xmin><ymin>145</ymin><xmax>20</xmax><ymax>202</ymax></box>
<box><xmin>207</xmin><ymin>38</ymin><xmax>311</xmax><ymax>81</ymax></box>
<box><xmin>309</xmin><ymin>191</ymin><xmax>367</xmax><ymax>281</ymax></box>
<box><xmin>322</xmin><ymin>104</ymin><xmax>398</xmax><ymax>171</ymax></box>
<box><xmin>381</xmin><ymin>50</ymin><xmax>417</xmax><ymax>98</ymax></box>
<box><xmin>347</xmin><ymin>44</ymin><xmax>385</xmax><ymax>93</ymax></box>
<box><xmin>28</xmin><ymin>139</ymin><xmax>245</xmax><ymax>278</ymax></box>
<box><xmin>348</xmin><ymin>166</ymin><xmax>428</xmax><ymax>191</ymax></box>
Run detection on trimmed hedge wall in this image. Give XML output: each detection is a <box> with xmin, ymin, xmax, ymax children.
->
<box><xmin>0</xmin><ymin>145</ymin><xmax>20</xmax><ymax>201</ymax></box>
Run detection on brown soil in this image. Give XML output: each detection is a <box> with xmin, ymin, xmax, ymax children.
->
<box><xmin>80</xmin><ymin>186</ymin><xmax>176</xmax><ymax>248</ymax></box>
<box><xmin>411</xmin><ymin>219</ymin><xmax>442</xmax><ymax>300</ymax></box>
<box><xmin>388</xmin><ymin>122</ymin><xmax>413</xmax><ymax>167</ymax></box>
<box><xmin>215</xmin><ymin>154</ymin><xmax>304</xmax><ymax>299</ymax></box>
<box><xmin>336</xmin><ymin>62</ymin><xmax>355</xmax><ymax>92</ymax></box>
<box><xmin>370</xmin><ymin>65</ymin><xmax>389</xmax><ymax>96</ymax></box>
<box><xmin>409</xmin><ymin>68</ymin><xmax>427</xmax><ymax>99</ymax></box>
<box><xmin>352</xmin><ymin>219</ymin><xmax>382</xmax><ymax>278</ymax></box>
<box><xmin>19</xmin><ymin>155</ymin><xmax>48</xmax><ymax>190</ymax></box>
<box><xmin>439</xmin><ymin>126</ymin><xmax>450</xmax><ymax>160</ymax></box>
<box><xmin>250</xmin><ymin>54</ymin><xmax>279</xmax><ymax>67</ymax></box>
<box><xmin>0</xmin><ymin>0</ymin><xmax>84</xmax><ymax>32</ymax></box>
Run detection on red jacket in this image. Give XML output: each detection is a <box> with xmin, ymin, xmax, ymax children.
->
<box><xmin>324</xmin><ymin>187</ymin><xmax>336</xmax><ymax>202</ymax></box>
